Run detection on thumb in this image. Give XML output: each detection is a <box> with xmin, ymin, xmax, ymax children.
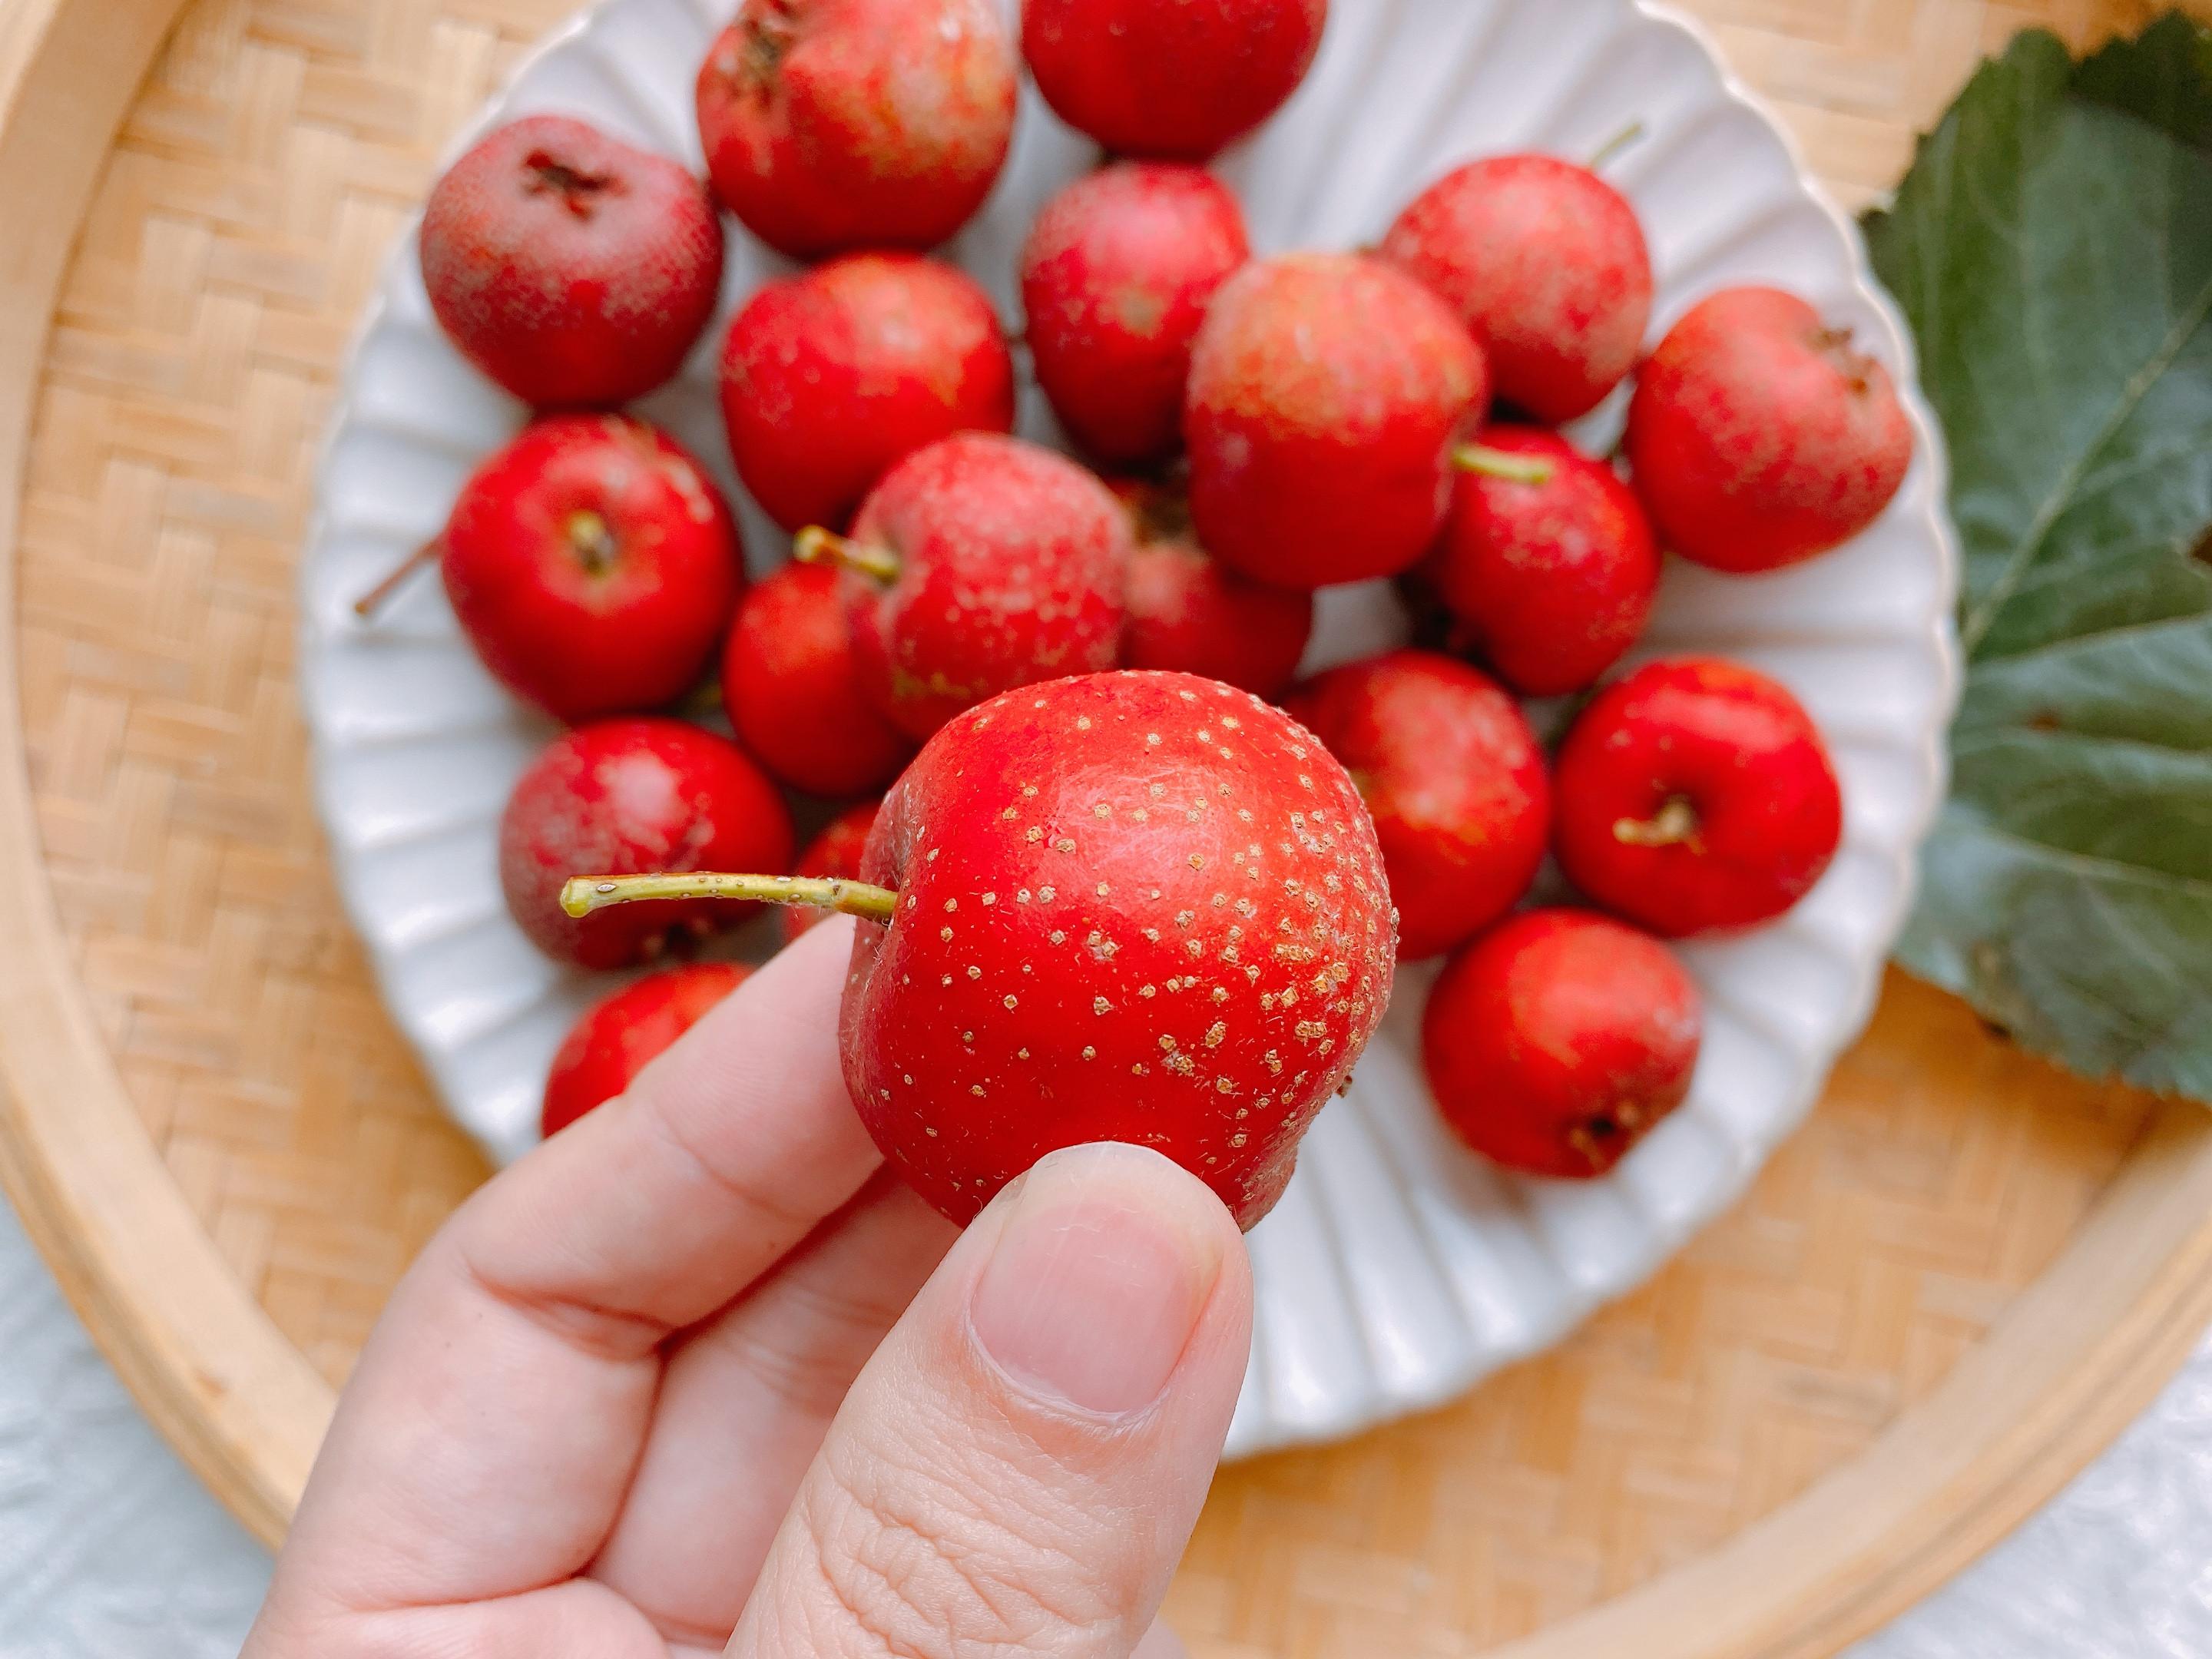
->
<box><xmin>729</xmin><ymin>1142</ymin><xmax>1252</xmax><ymax>1659</ymax></box>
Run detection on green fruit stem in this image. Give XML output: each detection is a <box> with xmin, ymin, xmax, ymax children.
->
<box><xmin>1453</xmin><ymin>445</ymin><xmax>1557</xmax><ymax>486</ymax></box>
<box><xmin>561</xmin><ymin>872</ymin><xmax>901</xmax><ymax>922</ymax></box>
<box><xmin>796</xmin><ymin>525</ymin><xmax>901</xmax><ymax>584</ymax></box>
<box><xmin>1587</xmin><ymin>119</ymin><xmax>1647</xmax><ymax>172</ymax></box>
<box><xmin>1611</xmin><ymin>796</ymin><xmax>1701</xmax><ymax>851</ymax></box>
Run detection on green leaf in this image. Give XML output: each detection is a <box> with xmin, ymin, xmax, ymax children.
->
<box><xmin>1864</xmin><ymin>16</ymin><xmax>2212</xmax><ymax>1101</ymax></box>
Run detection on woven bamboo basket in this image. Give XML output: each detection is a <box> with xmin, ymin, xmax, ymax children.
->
<box><xmin>0</xmin><ymin>0</ymin><xmax>2207</xmax><ymax>1653</ymax></box>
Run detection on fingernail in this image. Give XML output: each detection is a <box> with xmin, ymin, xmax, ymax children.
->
<box><xmin>969</xmin><ymin>1144</ymin><xmax>1227</xmax><ymax>1416</ymax></box>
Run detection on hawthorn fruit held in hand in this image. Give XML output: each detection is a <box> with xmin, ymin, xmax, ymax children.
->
<box><xmin>564</xmin><ymin>670</ymin><xmax>1398</xmax><ymax>1228</ymax></box>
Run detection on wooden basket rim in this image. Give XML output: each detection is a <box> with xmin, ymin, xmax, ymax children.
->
<box><xmin>0</xmin><ymin>3</ymin><xmax>2206</xmax><ymax>1653</ymax></box>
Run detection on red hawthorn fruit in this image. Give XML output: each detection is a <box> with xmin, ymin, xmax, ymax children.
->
<box><xmin>1022</xmin><ymin>0</ymin><xmax>1330</xmax><ymax>161</ymax></box>
<box><xmin>1185</xmin><ymin>252</ymin><xmax>1489</xmax><ymax>589</ymax></box>
<box><xmin>561</xmin><ymin>670</ymin><xmax>1397</xmax><ymax>1228</ymax></box>
<box><xmin>808</xmin><ymin>433</ymin><xmax>1131</xmax><ymax>741</ymax></box>
<box><xmin>1286</xmin><ymin>650</ymin><xmax>1549</xmax><ymax>962</ymax></box>
<box><xmin>1019</xmin><ymin>162</ymin><xmax>1250</xmax><ymax>464</ymax></box>
<box><xmin>783</xmin><ymin>800</ymin><xmax>882</xmax><ymax>945</ymax></box>
<box><xmin>502</xmin><ymin>718</ymin><xmax>795</xmax><ymax>969</ymax></box>
<box><xmin>1117</xmin><ymin>478</ymin><xmax>1313</xmax><ymax>700</ymax></box>
<box><xmin>1625</xmin><ymin>286</ymin><xmax>1915</xmax><ymax>572</ymax></box>
<box><xmin>419</xmin><ymin>414</ymin><xmax>743</xmax><ymax>723</ymax></box>
<box><xmin>420</xmin><ymin>114</ymin><xmax>724</xmax><ymax>408</ymax></box>
<box><xmin>1418</xmin><ymin>426</ymin><xmax>1661</xmax><ymax>697</ymax></box>
<box><xmin>1382</xmin><ymin>154</ymin><xmax>1652</xmax><ymax>423</ymax></box>
<box><xmin>721</xmin><ymin>253</ymin><xmax>1016</xmax><ymax>534</ymax></box>
<box><xmin>540</xmin><ymin>962</ymin><xmax>752</xmax><ymax>1137</ymax></box>
<box><xmin>720</xmin><ymin>561</ymin><xmax>915</xmax><ymax>799</ymax></box>
<box><xmin>696</xmin><ymin>0</ymin><xmax>1018</xmax><ymax>259</ymax></box>
<box><xmin>1552</xmin><ymin>657</ymin><xmax>1843</xmax><ymax>937</ymax></box>
<box><xmin>1423</xmin><ymin>909</ymin><xmax>1702</xmax><ymax>1179</ymax></box>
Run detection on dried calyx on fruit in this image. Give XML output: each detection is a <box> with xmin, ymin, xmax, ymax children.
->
<box><xmin>562</xmin><ymin>671</ymin><xmax>1399</xmax><ymax>1229</ymax></box>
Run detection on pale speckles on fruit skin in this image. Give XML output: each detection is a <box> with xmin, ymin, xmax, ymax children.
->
<box><xmin>696</xmin><ymin>0</ymin><xmax>1018</xmax><ymax>260</ymax></box>
<box><xmin>838</xmin><ymin>671</ymin><xmax>1396</xmax><ymax>1230</ymax></box>
<box><xmin>839</xmin><ymin>434</ymin><xmax>1134</xmax><ymax>743</ymax></box>
<box><xmin>422</xmin><ymin>114</ymin><xmax>724</xmax><ymax>408</ymax></box>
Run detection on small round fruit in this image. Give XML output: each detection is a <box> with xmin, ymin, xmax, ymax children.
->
<box><xmin>1625</xmin><ymin>286</ymin><xmax>1915</xmax><ymax>571</ymax></box>
<box><xmin>420</xmin><ymin>114</ymin><xmax>723</xmax><ymax>408</ymax></box>
<box><xmin>783</xmin><ymin>800</ymin><xmax>881</xmax><ymax>945</ymax></box>
<box><xmin>697</xmin><ymin>0</ymin><xmax>1018</xmax><ymax>259</ymax></box>
<box><xmin>815</xmin><ymin>433</ymin><xmax>1131</xmax><ymax>740</ymax></box>
<box><xmin>1419</xmin><ymin>427</ymin><xmax>1660</xmax><ymax>697</ymax></box>
<box><xmin>1286</xmin><ymin>651</ymin><xmax>1548</xmax><ymax>961</ymax></box>
<box><xmin>1186</xmin><ymin>252</ymin><xmax>1488</xmax><ymax>589</ymax></box>
<box><xmin>722</xmin><ymin>253</ymin><xmax>1016</xmax><ymax>534</ymax></box>
<box><xmin>541</xmin><ymin>962</ymin><xmax>751</xmax><ymax>1137</ymax></box>
<box><xmin>438</xmin><ymin>415</ymin><xmax>743</xmax><ymax>722</ymax></box>
<box><xmin>501</xmin><ymin>719</ymin><xmax>796</xmax><ymax>969</ymax></box>
<box><xmin>1022</xmin><ymin>0</ymin><xmax>1329</xmax><ymax>160</ymax></box>
<box><xmin>1424</xmin><ymin>910</ymin><xmax>1701</xmax><ymax>1179</ymax></box>
<box><xmin>1383</xmin><ymin>154</ymin><xmax>1651</xmax><ymax>423</ymax></box>
<box><xmin>721</xmin><ymin>561</ymin><xmax>914</xmax><ymax>799</ymax></box>
<box><xmin>1020</xmin><ymin>163</ymin><xmax>1250</xmax><ymax>463</ymax></box>
<box><xmin>1553</xmin><ymin>657</ymin><xmax>1843</xmax><ymax>937</ymax></box>
<box><xmin>1118</xmin><ymin>479</ymin><xmax>1311</xmax><ymax>699</ymax></box>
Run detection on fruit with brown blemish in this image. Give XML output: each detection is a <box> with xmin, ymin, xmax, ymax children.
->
<box><xmin>1117</xmin><ymin>477</ymin><xmax>1312</xmax><ymax>699</ymax></box>
<box><xmin>1552</xmin><ymin>657</ymin><xmax>1843</xmax><ymax>937</ymax></box>
<box><xmin>720</xmin><ymin>561</ymin><xmax>914</xmax><ymax>799</ymax></box>
<box><xmin>798</xmin><ymin>432</ymin><xmax>1132</xmax><ymax>741</ymax></box>
<box><xmin>1382</xmin><ymin>153</ymin><xmax>1651</xmax><ymax>423</ymax></box>
<box><xmin>501</xmin><ymin>718</ymin><xmax>795</xmax><ymax>969</ymax></box>
<box><xmin>1022</xmin><ymin>0</ymin><xmax>1330</xmax><ymax>161</ymax></box>
<box><xmin>1413</xmin><ymin>426</ymin><xmax>1661</xmax><ymax>697</ymax></box>
<box><xmin>783</xmin><ymin>800</ymin><xmax>882</xmax><ymax>945</ymax></box>
<box><xmin>1624</xmin><ymin>286</ymin><xmax>1915</xmax><ymax>571</ymax></box>
<box><xmin>1019</xmin><ymin>161</ymin><xmax>1250</xmax><ymax>464</ymax></box>
<box><xmin>420</xmin><ymin>114</ymin><xmax>724</xmax><ymax>408</ymax></box>
<box><xmin>1185</xmin><ymin>252</ymin><xmax>1489</xmax><ymax>589</ymax></box>
<box><xmin>696</xmin><ymin>0</ymin><xmax>1018</xmax><ymax>259</ymax></box>
<box><xmin>562</xmin><ymin>670</ymin><xmax>1396</xmax><ymax>1227</ymax></box>
<box><xmin>358</xmin><ymin>415</ymin><xmax>743</xmax><ymax>724</ymax></box>
<box><xmin>1422</xmin><ymin>909</ymin><xmax>1701</xmax><ymax>1178</ymax></box>
<box><xmin>720</xmin><ymin>253</ymin><xmax>1016</xmax><ymax>534</ymax></box>
<box><xmin>1286</xmin><ymin>650</ymin><xmax>1548</xmax><ymax>962</ymax></box>
<box><xmin>541</xmin><ymin>962</ymin><xmax>751</xmax><ymax>1137</ymax></box>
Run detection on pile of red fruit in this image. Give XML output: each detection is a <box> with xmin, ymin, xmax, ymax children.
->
<box><xmin>373</xmin><ymin>0</ymin><xmax>1912</xmax><ymax>1228</ymax></box>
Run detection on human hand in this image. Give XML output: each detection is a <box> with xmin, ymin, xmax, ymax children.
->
<box><xmin>243</xmin><ymin>918</ymin><xmax>1252</xmax><ymax>1657</ymax></box>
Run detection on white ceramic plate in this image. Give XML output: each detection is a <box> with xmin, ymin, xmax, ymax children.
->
<box><xmin>301</xmin><ymin>0</ymin><xmax>1959</xmax><ymax>1458</ymax></box>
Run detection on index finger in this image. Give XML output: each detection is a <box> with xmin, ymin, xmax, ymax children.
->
<box><xmin>270</xmin><ymin>918</ymin><xmax>880</xmax><ymax>1620</ymax></box>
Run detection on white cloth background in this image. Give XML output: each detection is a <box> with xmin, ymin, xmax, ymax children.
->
<box><xmin>2</xmin><ymin>1194</ymin><xmax>2207</xmax><ymax>1657</ymax></box>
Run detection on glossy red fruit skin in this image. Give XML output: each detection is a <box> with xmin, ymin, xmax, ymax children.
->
<box><xmin>1382</xmin><ymin>155</ymin><xmax>1651</xmax><ymax>424</ymax></box>
<box><xmin>1186</xmin><ymin>253</ymin><xmax>1489</xmax><ymax>589</ymax></box>
<box><xmin>441</xmin><ymin>416</ymin><xmax>743</xmax><ymax>723</ymax></box>
<box><xmin>1020</xmin><ymin>164</ymin><xmax>1250</xmax><ymax>464</ymax></box>
<box><xmin>501</xmin><ymin>719</ymin><xmax>796</xmax><ymax>969</ymax></box>
<box><xmin>840</xmin><ymin>671</ymin><xmax>1396</xmax><ymax>1228</ymax></box>
<box><xmin>837</xmin><ymin>434</ymin><xmax>1132</xmax><ymax>741</ymax></box>
<box><xmin>1419</xmin><ymin>426</ymin><xmax>1660</xmax><ymax>697</ymax></box>
<box><xmin>696</xmin><ymin>0</ymin><xmax>1017</xmax><ymax>259</ymax></box>
<box><xmin>721</xmin><ymin>562</ymin><xmax>914</xmax><ymax>799</ymax></box>
<box><xmin>1286</xmin><ymin>651</ymin><xmax>1548</xmax><ymax>962</ymax></box>
<box><xmin>1423</xmin><ymin>910</ymin><xmax>1701</xmax><ymax>1179</ymax></box>
<box><xmin>421</xmin><ymin>114</ymin><xmax>724</xmax><ymax>409</ymax></box>
<box><xmin>783</xmin><ymin>800</ymin><xmax>882</xmax><ymax>945</ymax></box>
<box><xmin>541</xmin><ymin>962</ymin><xmax>752</xmax><ymax>1137</ymax></box>
<box><xmin>1022</xmin><ymin>0</ymin><xmax>1329</xmax><ymax>160</ymax></box>
<box><xmin>1625</xmin><ymin>286</ymin><xmax>1915</xmax><ymax>572</ymax></box>
<box><xmin>1119</xmin><ymin>482</ymin><xmax>1313</xmax><ymax>700</ymax></box>
<box><xmin>722</xmin><ymin>253</ymin><xmax>1016</xmax><ymax>534</ymax></box>
<box><xmin>1553</xmin><ymin>657</ymin><xmax>1843</xmax><ymax>938</ymax></box>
